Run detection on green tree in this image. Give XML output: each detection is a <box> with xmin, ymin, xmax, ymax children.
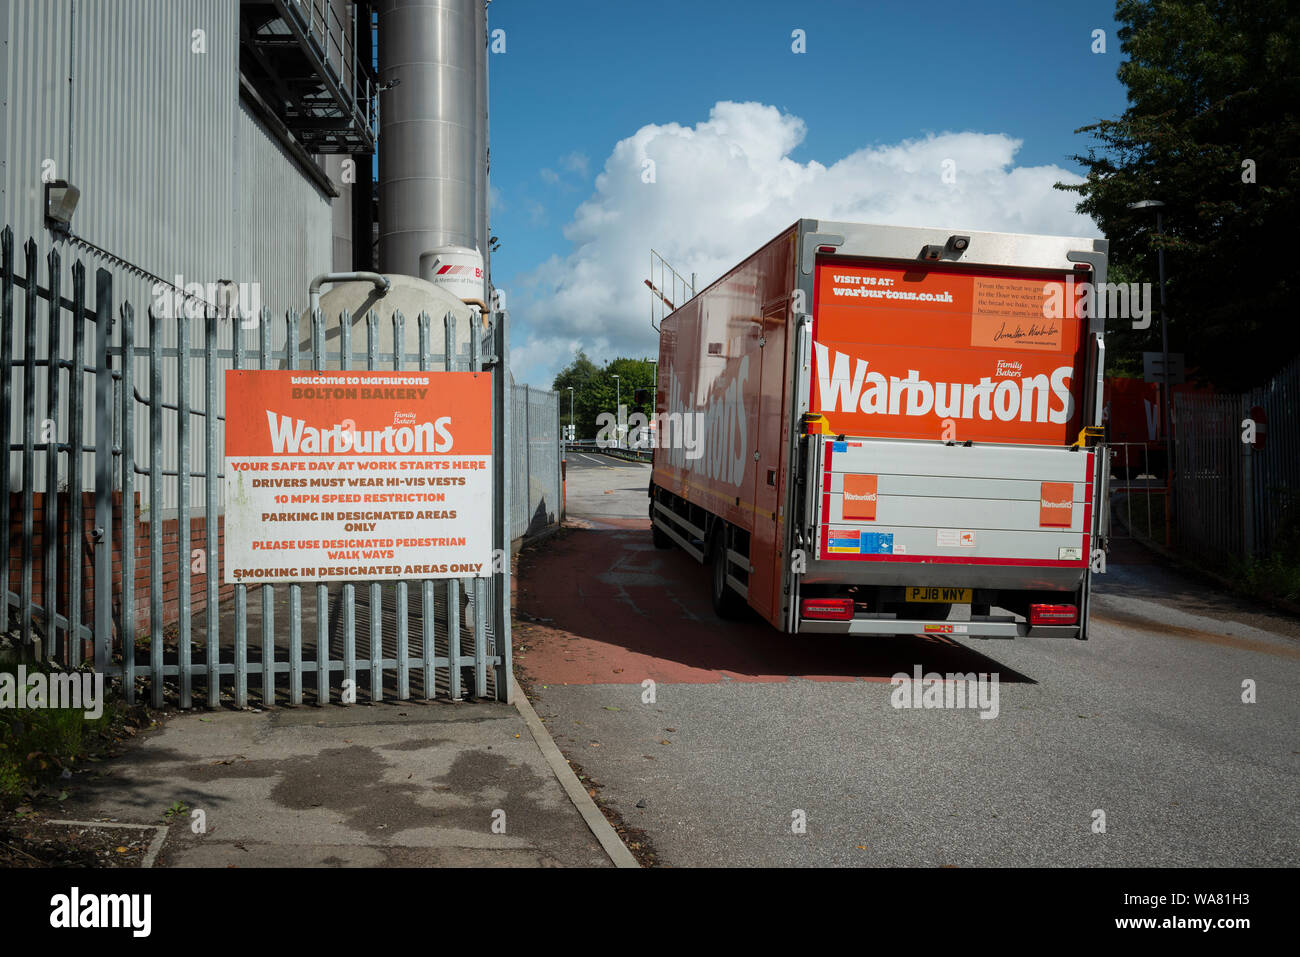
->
<box><xmin>552</xmin><ymin>350</ymin><xmax>600</xmax><ymax>437</ymax></box>
<box><xmin>551</xmin><ymin>353</ymin><xmax>657</xmax><ymax>440</ymax></box>
<box><xmin>1057</xmin><ymin>0</ymin><xmax>1300</xmax><ymax>389</ymax></box>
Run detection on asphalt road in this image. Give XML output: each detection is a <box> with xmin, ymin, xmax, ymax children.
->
<box><xmin>517</xmin><ymin>453</ymin><xmax>1300</xmax><ymax>867</ymax></box>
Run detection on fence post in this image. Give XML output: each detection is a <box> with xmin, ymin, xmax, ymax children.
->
<box><xmin>444</xmin><ymin>311</ymin><xmax>461</xmax><ymax>701</ymax></box>
<box><xmin>1241</xmin><ymin>395</ymin><xmax>1255</xmax><ymax>560</ymax></box>
<box><xmin>206</xmin><ymin>315</ymin><xmax>222</xmax><ymax>706</ymax></box>
<box><xmin>120</xmin><ymin>303</ymin><xmax>135</xmax><ymax>701</ymax></box>
<box><xmin>524</xmin><ymin>384</ymin><xmax>531</xmax><ymax>528</ymax></box>
<box><xmin>93</xmin><ymin>268</ymin><xmax>114</xmax><ymax>672</ymax></box>
<box><xmin>555</xmin><ymin>398</ymin><xmax>562</xmax><ymax>523</ymax></box>
<box><xmin>0</xmin><ymin>230</ymin><xmax>12</xmax><ymax>644</ymax></box>
<box><xmin>492</xmin><ymin>310</ymin><xmax>513</xmax><ymax>702</ymax></box>
<box><xmin>21</xmin><ymin>240</ymin><xmax>38</xmax><ymax>652</ymax></box>
<box><xmin>469</xmin><ymin>311</ymin><xmax>486</xmax><ymax>699</ymax></box>
<box><xmin>44</xmin><ymin>249</ymin><xmax>63</xmax><ymax>662</ymax></box>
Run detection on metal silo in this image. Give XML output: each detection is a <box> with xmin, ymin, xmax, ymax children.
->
<box><xmin>475</xmin><ymin>0</ymin><xmax>490</xmax><ymax>304</ymax></box>
<box><xmin>377</xmin><ymin>0</ymin><xmax>487</xmax><ymax>297</ymax></box>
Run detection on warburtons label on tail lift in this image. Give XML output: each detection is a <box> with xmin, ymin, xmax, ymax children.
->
<box><xmin>223</xmin><ymin>370</ymin><xmax>492</xmax><ymax>583</ymax></box>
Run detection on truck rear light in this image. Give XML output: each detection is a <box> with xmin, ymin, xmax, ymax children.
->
<box><xmin>1029</xmin><ymin>603</ymin><xmax>1077</xmax><ymax>625</ymax></box>
<box><xmin>817</xmin><ymin>245</ymin><xmax>837</xmax><ymax>253</ymax></box>
<box><xmin>801</xmin><ymin>598</ymin><xmax>855</xmax><ymax>620</ymax></box>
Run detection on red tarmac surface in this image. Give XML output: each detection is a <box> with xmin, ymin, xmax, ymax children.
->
<box><xmin>514</xmin><ymin>521</ymin><xmax>1029</xmax><ymax>688</ymax></box>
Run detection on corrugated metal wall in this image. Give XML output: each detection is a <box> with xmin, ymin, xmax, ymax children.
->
<box><xmin>1</xmin><ymin>0</ymin><xmax>339</xmax><ymax>506</ymax></box>
<box><xmin>234</xmin><ymin>102</ymin><xmax>334</xmax><ymax>310</ymax></box>
<box><xmin>2</xmin><ymin>0</ymin><xmax>239</xmax><ymax>307</ymax></box>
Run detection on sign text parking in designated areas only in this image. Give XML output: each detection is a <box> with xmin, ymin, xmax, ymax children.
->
<box><xmin>224</xmin><ymin>370</ymin><xmax>492</xmax><ymax>583</ymax></box>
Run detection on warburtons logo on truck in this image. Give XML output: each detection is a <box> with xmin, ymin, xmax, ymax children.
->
<box><xmin>661</xmin><ymin>358</ymin><xmax>750</xmax><ymax>487</ymax></box>
<box><xmin>814</xmin><ymin>343</ymin><xmax>1074</xmax><ymax>425</ymax></box>
<box><xmin>811</xmin><ymin>260</ymin><xmax>1085</xmax><ymax>446</ymax></box>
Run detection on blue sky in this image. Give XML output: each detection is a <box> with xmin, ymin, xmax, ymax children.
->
<box><xmin>486</xmin><ymin>0</ymin><xmax>1129</xmax><ymax>386</ymax></box>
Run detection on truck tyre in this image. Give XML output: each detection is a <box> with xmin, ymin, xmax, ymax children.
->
<box><xmin>650</xmin><ymin>502</ymin><xmax>673</xmax><ymax>549</ymax></box>
<box><xmin>710</xmin><ymin>529</ymin><xmax>746</xmax><ymax>619</ymax></box>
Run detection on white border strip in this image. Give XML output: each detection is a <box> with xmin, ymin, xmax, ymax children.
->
<box><xmin>45</xmin><ymin>819</ymin><xmax>169</xmax><ymax>869</ymax></box>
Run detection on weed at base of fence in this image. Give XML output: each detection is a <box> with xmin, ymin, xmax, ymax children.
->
<box><xmin>1118</xmin><ymin>493</ymin><xmax>1300</xmax><ymax>609</ymax></box>
<box><xmin>0</xmin><ymin>661</ymin><xmax>154</xmax><ymax>809</ymax></box>
<box><xmin>1224</xmin><ymin>554</ymin><xmax>1300</xmax><ymax>605</ymax></box>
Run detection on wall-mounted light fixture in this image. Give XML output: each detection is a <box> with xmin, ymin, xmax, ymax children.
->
<box><xmin>45</xmin><ymin>180</ymin><xmax>80</xmax><ymax>234</ymax></box>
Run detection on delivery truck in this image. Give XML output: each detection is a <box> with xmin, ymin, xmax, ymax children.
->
<box><xmin>647</xmin><ymin>219</ymin><xmax>1109</xmax><ymax>639</ymax></box>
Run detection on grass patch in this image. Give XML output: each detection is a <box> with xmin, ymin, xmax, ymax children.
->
<box><xmin>1226</xmin><ymin>554</ymin><xmax>1300</xmax><ymax>605</ymax></box>
<box><xmin>0</xmin><ymin>660</ymin><xmax>151</xmax><ymax>810</ymax></box>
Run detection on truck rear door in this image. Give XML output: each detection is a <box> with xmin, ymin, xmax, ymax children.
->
<box><xmin>796</xmin><ymin>254</ymin><xmax>1101</xmax><ymax>637</ymax></box>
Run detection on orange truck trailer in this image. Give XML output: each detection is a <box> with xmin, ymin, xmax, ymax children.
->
<box><xmin>648</xmin><ymin>219</ymin><xmax>1109</xmax><ymax>639</ymax></box>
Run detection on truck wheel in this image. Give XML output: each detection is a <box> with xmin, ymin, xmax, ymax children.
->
<box><xmin>650</xmin><ymin>502</ymin><xmax>673</xmax><ymax>549</ymax></box>
<box><xmin>710</xmin><ymin>530</ymin><xmax>746</xmax><ymax>619</ymax></box>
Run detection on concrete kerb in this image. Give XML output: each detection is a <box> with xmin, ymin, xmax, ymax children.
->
<box><xmin>510</xmin><ymin>676</ymin><xmax>639</xmax><ymax>868</ymax></box>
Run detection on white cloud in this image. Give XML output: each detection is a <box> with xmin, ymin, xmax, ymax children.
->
<box><xmin>560</xmin><ymin>151</ymin><xmax>589</xmax><ymax>177</ymax></box>
<box><xmin>507</xmin><ymin>100</ymin><xmax>1095</xmax><ymax>388</ymax></box>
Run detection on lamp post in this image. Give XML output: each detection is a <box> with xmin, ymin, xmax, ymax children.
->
<box><xmin>1129</xmin><ymin>199</ymin><xmax>1173</xmax><ymax>532</ymax></box>
<box><xmin>567</xmin><ymin>386</ymin><xmax>574</xmax><ymax>444</ymax></box>
<box><xmin>612</xmin><ymin>374</ymin><xmax>621</xmax><ymax>448</ymax></box>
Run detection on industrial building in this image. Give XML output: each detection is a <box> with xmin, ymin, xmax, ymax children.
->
<box><xmin>1</xmin><ymin>0</ymin><xmax>558</xmax><ymax>706</ymax></box>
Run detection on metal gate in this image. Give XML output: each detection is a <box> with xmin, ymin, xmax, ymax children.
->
<box><xmin>1106</xmin><ymin>441</ymin><xmax>1171</xmax><ymax>545</ymax></box>
<box><xmin>1174</xmin><ymin>359</ymin><xmax>1300</xmax><ymax>563</ymax></box>
<box><xmin>1</xmin><ymin>228</ymin><xmax>514</xmax><ymax>706</ymax></box>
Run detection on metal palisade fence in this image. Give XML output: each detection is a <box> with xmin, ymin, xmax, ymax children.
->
<box><xmin>1</xmin><ymin>228</ymin><xmax>562</xmax><ymax>707</ymax></box>
<box><xmin>510</xmin><ymin>379</ymin><xmax>562</xmax><ymax>540</ymax></box>
<box><xmin>1173</xmin><ymin>357</ymin><xmax>1300</xmax><ymax>563</ymax></box>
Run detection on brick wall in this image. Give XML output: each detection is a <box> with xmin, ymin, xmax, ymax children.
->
<box><xmin>5</xmin><ymin>491</ymin><xmax>231</xmax><ymax>647</ymax></box>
